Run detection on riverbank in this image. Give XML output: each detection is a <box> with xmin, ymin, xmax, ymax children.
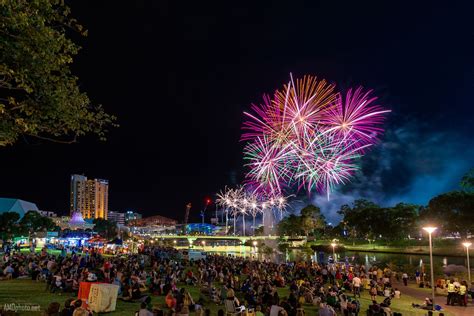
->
<box><xmin>310</xmin><ymin>241</ymin><xmax>469</xmax><ymax>257</ymax></box>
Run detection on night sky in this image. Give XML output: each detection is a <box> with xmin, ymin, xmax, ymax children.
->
<box><xmin>1</xmin><ymin>1</ymin><xmax>473</xmax><ymax>222</ymax></box>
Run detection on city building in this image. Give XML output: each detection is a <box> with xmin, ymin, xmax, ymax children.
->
<box><xmin>37</xmin><ymin>210</ymin><xmax>58</xmax><ymax>218</ymax></box>
<box><xmin>128</xmin><ymin>214</ymin><xmax>178</xmax><ymax>236</ymax></box>
<box><xmin>0</xmin><ymin>198</ymin><xmax>39</xmax><ymax>218</ymax></box>
<box><xmin>125</xmin><ymin>210</ymin><xmax>142</xmax><ymax>222</ymax></box>
<box><xmin>127</xmin><ymin>214</ymin><xmax>177</xmax><ymax>227</ymax></box>
<box><xmin>108</xmin><ymin>211</ymin><xmax>125</xmax><ymax>225</ymax></box>
<box><xmin>53</xmin><ymin>213</ymin><xmax>94</xmax><ymax>231</ymax></box>
<box><xmin>70</xmin><ymin>174</ymin><xmax>109</xmax><ymax>220</ymax></box>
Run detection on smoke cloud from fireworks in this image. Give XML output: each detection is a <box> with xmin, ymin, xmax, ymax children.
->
<box><xmin>301</xmin><ymin>120</ymin><xmax>474</xmax><ymax>223</ymax></box>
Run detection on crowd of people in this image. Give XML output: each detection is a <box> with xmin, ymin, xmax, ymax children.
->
<box><xmin>0</xmin><ymin>244</ymin><xmax>470</xmax><ymax>315</ymax></box>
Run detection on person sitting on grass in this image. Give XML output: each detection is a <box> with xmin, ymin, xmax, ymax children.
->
<box><xmin>412</xmin><ymin>297</ymin><xmax>433</xmax><ymax>310</ymax></box>
<box><xmin>71</xmin><ymin>307</ymin><xmax>89</xmax><ymax>316</ymax></box>
<box><xmin>3</xmin><ymin>264</ymin><xmax>14</xmax><ymax>279</ymax></box>
<box><xmin>318</xmin><ymin>301</ymin><xmax>336</xmax><ymax>316</ymax></box>
<box><xmin>59</xmin><ymin>298</ymin><xmax>75</xmax><ymax>316</ymax></box>
<box><xmin>44</xmin><ymin>302</ymin><xmax>61</xmax><ymax>316</ymax></box>
<box><xmin>165</xmin><ymin>290</ymin><xmax>177</xmax><ymax>309</ymax></box>
<box><xmin>393</xmin><ymin>288</ymin><xmax>401</xmax><ymax>299</ymax></box>
<box><xmin>367</xmin><ymin>300</ymin><xmax>382</xmax><ymax>316</ymax></box>
<box><xmin>269</xmin><ymin>299</ymin><xmax>286</xmax><ymax>316</ymax></box>
<box><xmin>137</xmin><ymin>302</ymin><xmax>153</xmax><ymax>316</ymax></box>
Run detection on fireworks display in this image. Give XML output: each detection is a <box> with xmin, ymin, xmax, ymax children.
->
<box><xmin>216</xmin><ymin>186</ymin><xmax>289</xmax><ymax>235</ymax></box>
<box><xmin>243</xmin><ymin>74</ymin><xmax>390</xmax><ymax>198</ymax></box>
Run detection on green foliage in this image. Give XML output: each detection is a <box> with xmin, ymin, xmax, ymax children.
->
<box><xmin>93</xmin><ymin>218</ymin><xmax>117</xmax><ymax>239</ymax></box>
<box><xmin>0</xmin><ymin>211</ymin><xmax>58</xmax><ymax>240</ymax></box>
<box><xmin>338</xmin><ymin>200</ymin><xmax>420</xmax><ymax>241</ymax></box>
<box><xmin>420</xmin><ymin>191</ymin><xmax>474</xmax><ymax>237</ymax></box>
<box><xmin>278</xmin><ymin>214</ymin><xmax>302</xmax><ymax>236</ymax></box>
<box><xmin>460</xmin><ymin>168</ymin><xmax>474</xmax><ymax>192</ymax></box>
<box><xmin>300</xmin><ymin>204</ymin><xmax>325</xmax><ymax>236</ymax></box>
<box><xmin>0</xmin><ymin>211</ymin><xmax>20</xmax><ymax>239</ymax></box>
<box><xmin>0</xmin><ymin>0</ymin><xmax>115</xmax><ymax>146</ymax></box>
<box><xmin>18</xmin><ymin>211</ymin><xmax>56</xmax><ymax>235</ymax></box>
<box><xmin>278</xmin><ymin>204</ymin><xmax>326</xmax><ymax>237</ymax></box>
<box><xmin>0</xmin><ymin>211</ymin><xmax>19</xmax><ymax>226</ymax></box>
<box><xmin>254</xmin><ymin>226</ymin><xmax>264</xmax><ymax>236</ymax></box>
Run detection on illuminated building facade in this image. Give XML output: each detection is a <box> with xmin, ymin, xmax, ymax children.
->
<box><xmin>70</xmin><ymin>174</ymin><xmax>109</xmax><ymax>219</ymax></box>
<box><xmin>108</xmin><ymin>211</ymin><xmax>125</xmax><ymax>225</ymax></box>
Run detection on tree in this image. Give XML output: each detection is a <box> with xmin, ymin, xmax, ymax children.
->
<box><xmin>0</xmin><ymin>0</ymin><xmax>115</xmax><ymax>146</ymax></box>
<box><xmin>0</xmin><ymin>211</ymin><xmax>20</xmax><ymax>239</ymax></box>
<box><xmin>254</xmin><ymin>226</ymin><xmax>264</xmax><ymax>236</ymax></box>
<box><xmin>93</xmin><ymin>218</ymin><xmax>117</xmax><ymax>239</ymax></box>
<box><xmin>277</xmin><ymin>214</ymin><xmax>302</xmax><ymax>237</ymax></box>
<box><xmin>421</xmin><ymin>191</ymin><xmax>474</xmax><ymax>238</ymax></box>
<box><xmin>18</xmin><ymin>211</ymin><xmax>56</xmax><ymax>236</ymax></box>
<box><xmin>336</xmin><ymin>199</ymin><xmax>417</xmax><ymax>241</ymax></box>
<box><xmin>277</xmin><ymin>204</ymin><xmax>327</xmax><ymax>237</ymax></box>
<box><xmin>461</xmin><ymin>168</ymin><xmax>474</xmax><ymax>192</ymax></box>
<box><xmin>300</xmin><ymin>204</ymin><xmax>326</xmax><ymax>237</ymax></box>
<box><xmin>386</xmin><ymin>203</ymin><xmax>419</xmax><ymax>240</ymax></box>
<box><xmin>338</xmin><ymin>199</ymin><xmax>381</xmax><ymax>240</ymax></box>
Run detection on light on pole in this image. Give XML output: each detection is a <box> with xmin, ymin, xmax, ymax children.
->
<box><xmin>422</xmin><ymin>226</ymin><xmax>437</xmax><ymax>310</ymax></box>
<box><xmin>331</xmin><ymin>242</ymin><xmax>337</xmax><ymax>262</ymax></box>
<box><xmin>463</xmin><ymin>241</ymin><xmax>472</xmax><ymax>283</ymax></box>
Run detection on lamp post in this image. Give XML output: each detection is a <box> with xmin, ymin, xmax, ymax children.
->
<box><xmin>463</xmin><ymin>242</ymin><xmax>472</xmax><ymax>284</ymax></box>
<box><xmin>422</xmin><ymin>226</ymin><xmax>437</xmax><ymax>310</ymax></box>
<box><xmin>331</xmin><ymin>242</ymin><xmax>336</xmax><ymax>263</ymax></box>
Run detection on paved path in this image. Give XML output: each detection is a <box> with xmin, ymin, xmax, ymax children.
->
<box><xmin>393</xmin><ymin>280</ymin><xmax>473</xmax><ymax>316</ymax></box>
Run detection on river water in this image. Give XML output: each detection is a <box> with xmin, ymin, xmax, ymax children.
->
<box><xmin>303</xmin><ymin>250</ymin><xmax>467</xmax><ymax>268</ymax></box>
<box><xmin>175</xmin><ymin>241</ymin><xmax>470</xmax><ymax>273</ymax></box>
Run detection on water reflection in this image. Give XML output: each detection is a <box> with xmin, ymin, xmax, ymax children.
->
<box><xmin>289</xmin><ymin>249</ymin><xmax>466</xmax><ymax>268</ymax></box>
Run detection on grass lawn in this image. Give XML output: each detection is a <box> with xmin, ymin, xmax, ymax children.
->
<box><xmin>0</xmin><ymin>279</ymin><xmax>451</xmax><ymax>315</ymax></box>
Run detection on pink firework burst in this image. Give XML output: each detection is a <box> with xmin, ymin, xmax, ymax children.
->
<box><xmin>243</xmin><ymin>136</ymin><xmax>296</xmax><ymax>196</ymax></box>
<box><xmin>295</xmin><ymin>131</ymin><xmax>371</xmax><ymax>198</ymax></box>
<box><xmin>321</xmin><ymin>87</ymin><xmax>391</xmax><ymax>147</ymax></box>
<box><xmin>241</xmin><ymin>74</ymin><xmax>390</xmax><ymax>198</ymax></box>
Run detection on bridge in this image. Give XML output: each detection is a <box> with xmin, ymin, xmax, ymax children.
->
<box><xmin>149</xmin><ymin>234</ymin><xmax>305</xmax><ymax>245</ymax></box>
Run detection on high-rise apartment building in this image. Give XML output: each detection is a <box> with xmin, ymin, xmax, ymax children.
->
<box><xmin>70</xmin><ymin>174</ymin><xmax>109</xmax><ymax>219</ymax></box>
<box><xmin>108</xmin><ymin>211</ymin><xmax>125</xmax><ymax>225</ymax></box>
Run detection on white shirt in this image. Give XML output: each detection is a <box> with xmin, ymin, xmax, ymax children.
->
<box><xmin>138</xmin><ymin>309</ymin><xmax>154</xmax><ymax>316</ymax></box>
<box><xmin>352</xmin><ymin>277</ymin><xmax>361</xmax><ymax>287</ymax></box>
<box><xmin>270</xmin><ymin>305</ymin><xmax>285</xmax><ymax>316</ymax></box>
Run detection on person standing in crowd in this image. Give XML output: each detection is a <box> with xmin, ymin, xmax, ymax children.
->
<box><xmin>447</xmin><ymin>279</ymin><xmax>455</xmax><ymax>305</ymax></box>
<box><xmin>402</xmin><ymin>272</ymin><xmax>408</xmax><ymax>286</ymax></box>
<box><xmin>352</xmin><ymin>274</ymin><xmax>361</xmax><ymax>298</ymax></box>
<box><xmin>415</xmin><ymin>270</ymin><xmax>421</xmax><ymax>284</ymax></box>
<box><xmin>459</xmin><ymin>280</ymin><xmax>468</xmax><ymax>307</ymax></box>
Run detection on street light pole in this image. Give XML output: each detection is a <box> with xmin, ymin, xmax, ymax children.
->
<box><xmin>331</xmin><ymin>242</ymin><xmax>336</xmax><ymax>263</ymax></box>
<box><xmin>463</xmin><ymin>242</ymin><xmax>472</xmax><ymax>284</ymax></box>
<box><xmin>423</xmin><ymin>226</ymin><xmax>437</xmax><ymax>310</ymax></box>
